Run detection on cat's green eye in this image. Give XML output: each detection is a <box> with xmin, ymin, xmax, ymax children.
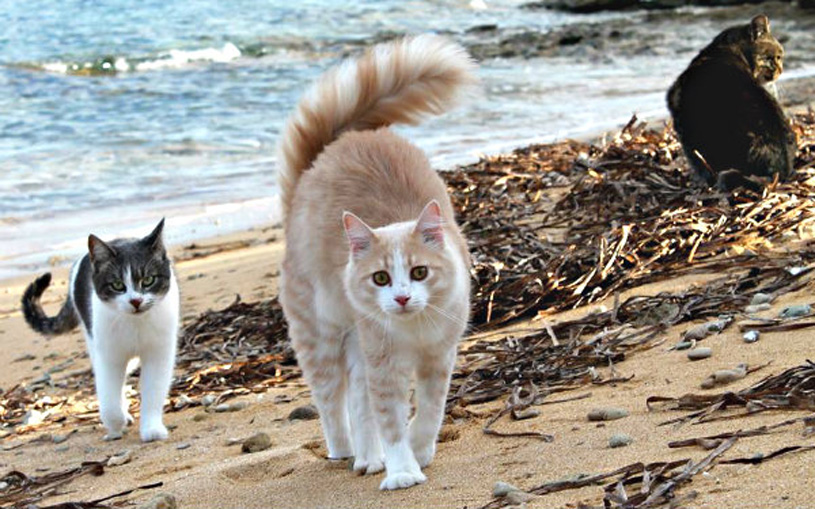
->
<box><xmin>110</xmin><ymin>281</ymin><xmax>126</xmax><ymax>292</ymax></box>
<box><xmin>410</xmin><ymin>266</ymin><xmax>428</xmax><ymax>281</ymax></box>
<box><xmin>142</xmin><ymin>275</ymin><xmax>155</xmax><ymax>288</ymax></box>
<box><xmin>372</xmin><ymin>271</ymin><xmax>391</xmax><ymax>287</ymax></box>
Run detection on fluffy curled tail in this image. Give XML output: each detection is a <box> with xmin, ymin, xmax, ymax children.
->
<box><xmin>277</xmin><ymin>34</ymin><xmax>477</xmax><ymax>218</ymax></box>
<box><xmin>22</xmin><ymin>273</ymin><xmax>79</xmax><ymax>336</ymax></box>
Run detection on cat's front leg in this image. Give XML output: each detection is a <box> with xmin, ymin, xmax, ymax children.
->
<box><xmin>138</xmin><ymin>343</ymin><xmax>175</xmax><ymax>442</ymax></box>
<box><xmin>361</xmin><ymin>330</ymin><xmax>425</xmax><ymax>490</ymax></box>
<box><xmin>410</xmin><ymin>346</ymin><xmax>456</xmax><ymax>468</ymax></box>
<box><xmin>346</xmin><ymin>333</ymin><xmax>383</xmax><ymax>475</ymax></box>
<box><xmin>93</xmin><ymin>352</ymin><xmax>131</xmax><ymax>441</ymax></box>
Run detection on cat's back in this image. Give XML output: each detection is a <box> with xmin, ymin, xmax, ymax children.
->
<box><xmin>291</xmin><ymin>128</ymin><xmax>453</xmax><ymax>230</ymax></box>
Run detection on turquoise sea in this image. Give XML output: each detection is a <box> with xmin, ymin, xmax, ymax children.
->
<box><xmin>1</xmin><ymin>0</ymin><xmax>813</xmax><ymax>279</ymax></box>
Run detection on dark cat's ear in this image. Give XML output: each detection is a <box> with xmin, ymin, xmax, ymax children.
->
<box><xmin>143</xmin><ymin>218</ymin><xmax>165</xmax><ymax>251</ymax></box>
<box><xmin>88</xmin><ymin>235</ymin><xmax>116</xmax><ymax>264</ymax></box>
<box><xmin>751</xmin><ymin>15</ymin><xmax>770</xmax><ymax>40</ymax></box>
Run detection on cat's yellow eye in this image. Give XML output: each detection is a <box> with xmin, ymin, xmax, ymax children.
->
<box><xmin>410</xmin><ymin>266</ymin><xmax>428</xmax><ymax>281</ymax></box>
<box><xmin>110</xmin><ymin>281</ymin><xmax>126</xmax><ymax>292</ymax></box>
<box><xmin>372</xmin><ymin>271</ymin><xmax>391</xmax><ymax>287</ymax></box>
<box><xmin>143</xmin><ymin>276</ymin><xmax>155</xmax><ymax>288</ymax></box>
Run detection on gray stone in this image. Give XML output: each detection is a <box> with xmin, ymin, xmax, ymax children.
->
<box><xmin>687</xmin><ymin>347</ymin><xmax>712</xmax><ymax>361</ymax></box>
<box><xmin>493</xmin><ymin>481</ymin><xmax>521</xmax><ymax>497</ymax></box>
<box><xmin>743</xmin><ymin>330</ymin><xmax>760</xmax><ymax>343</ymax></box>
<box><xmin>242</xmin><ymin>432</ymin><xmax>272</xmax><ymax>453</ymax></box>
<box><xmin>288</xmin><ymin>405</ymin><xmax>319</xmax><ymax>421</ymax></box>
<box><xmin>213</xmin><ymin>401</ymin><xmax>248</xmax><ymax>413</ymax></box>
<box><xmin>750</xmin><ymin>293</ymin><xmax>773</xmax><ymax>306</ymax></box>
<box><xmin>138</xmin><ymin>493</ymin><xmax>177</xmax><ymax>509</ymax></box>
<box><xmin>609</xmin><ymin>433</ymin><xmax>633</xmax><ymax>448</ymax></box>
<box><xmin>107</xmin><ymin>449</ymin><xmax>132</xmax><ymax>467</ymax></box>
<box><xmin>780</xmin><ymin>304</ymin><xmax>811</xmax><ymax>319</ymax></box>
<box><xmin>587</xmin><ymin>407</ymin><xmax>628</xmax><ymax>421</ymax></box>
<box><xmin>201</xmin><ymin>395</ymin><xmax>216</xmax><ymax>407</ymax></box>
<box><xmin>745</xmin><ymin>304</ymin><xmax>771</xmax><ymax>314</ymax></box>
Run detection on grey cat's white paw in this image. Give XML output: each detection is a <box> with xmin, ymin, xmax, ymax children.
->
<box><xmin>103</xmin><ymin>430</ymin><xmax>124</xmax><ymax>441</ymax></box>
<box><xmin>140</xmin><ymin>423</ymin><xmax>169</xmax><ymax>442</ymax></box>
<box><xmin>379</xmin><ymin>470</ymin><xmax>427</xmax><ymax>490</ymax></box>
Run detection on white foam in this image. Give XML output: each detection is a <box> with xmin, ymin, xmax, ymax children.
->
<box><xmin>135</xmin><ymin>43</ymin><xmax>241</xmax><ymax>72</ymax></box>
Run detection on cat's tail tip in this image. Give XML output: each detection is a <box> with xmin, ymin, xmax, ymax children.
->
<box><xmin>22</xmin><ymin>272</ymin><xmax>78</xmax><ymax>337</ymax></box>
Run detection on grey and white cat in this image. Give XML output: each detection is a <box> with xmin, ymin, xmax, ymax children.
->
<box><xmin>22</xmin><ymin>219</ymin><xmax>179</xmax><ymax>442</ymax></box>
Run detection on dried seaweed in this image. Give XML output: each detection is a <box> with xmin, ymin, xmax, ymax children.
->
<box><xmin>0</xmin><ymin>461</ymin><xmax>105</xmax><ymax>508</ymax></box>
<box><xmin>479</xmin><ymin>438</ymin><xmax>736</xmax><ymax>509</ymax></box>
<box><xmin>649</xmin><ymin>360</ymin><xmax>815</xmax><ymax>425</ymax></box>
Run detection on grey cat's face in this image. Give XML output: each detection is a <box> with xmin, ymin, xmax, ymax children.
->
<box><xmin>88</xmin><ymin>219</ymin><xmax>172</xmax><ymax>315</ymax></box>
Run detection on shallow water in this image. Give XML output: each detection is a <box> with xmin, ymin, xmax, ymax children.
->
<box><xmin>1</xmin><ymin>0</ymin><xmax>814</xmax><ymax>279</ymax></box>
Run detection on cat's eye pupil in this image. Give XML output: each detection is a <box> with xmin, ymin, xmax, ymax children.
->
<box><xmin>372</xmin><ymin>271</ymin><xmax>390</xmax><ymax>286</ymax></box>
<box><xmin>410</xmin><ymin>266</ymin><xmax>428</xmax><ymax>281</ymax></box>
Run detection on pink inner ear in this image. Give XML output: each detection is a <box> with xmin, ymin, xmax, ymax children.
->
<box><xmin>416</xmin><ymin>201</ymin><xmax>444</xmax><ymax>246</ymax></box>
<box><xmin>343</xmin><ymin>212</ymin><xmax>373</xmax><ymax>256</ymax></box>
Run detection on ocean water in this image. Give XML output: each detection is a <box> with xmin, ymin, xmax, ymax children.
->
<box><xmin>1</xmin><ymin>0</ymin><xmax>812</xmax><ymax>280</ymax></box>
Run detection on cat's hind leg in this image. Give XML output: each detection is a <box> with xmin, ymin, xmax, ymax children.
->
<box><xmin>410</xmin><ymin>347</ymin><xmax>456</xmax><ymax>468</ymax></box>
<box><xmin>346</xmin><ymin>332</ymin><xmax>384</xmax><ymax>474</ymax></box>
<box><xmin>138</xmin><ymin>343</ymin><xmax>174</xmax><ymax>442</ymax></box>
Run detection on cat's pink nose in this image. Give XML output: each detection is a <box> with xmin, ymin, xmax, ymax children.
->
<box><xmin>394</xmin><ymin>295</ymin><xmax>410</xmax><ymax>307</ymax></box>
<box><xmin>130</xmin><ymin>298</ymin><xmax>142</xmax><ymax>310</ymax></box>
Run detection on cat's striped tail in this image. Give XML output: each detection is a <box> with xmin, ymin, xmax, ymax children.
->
<box><xmin>277</xmin><ymin>34</ymin><xmax>477</xmax><ymax>218</ymax></box>
<box><xmin>22</xmin><ymin>273</ymin><xmax>79</xmax><ymax>336</ymax></box>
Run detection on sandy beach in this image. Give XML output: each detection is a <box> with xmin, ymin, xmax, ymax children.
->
<box><xmin>4</xmin><ymin>113</ymin><xmax>815</xmax><ymax>508</ymax></box>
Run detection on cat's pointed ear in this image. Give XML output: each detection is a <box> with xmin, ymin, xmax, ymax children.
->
<box><xmin>342</xmin><ymin>212</ymin><xmax>374</xmax><ymax>258</ymax></box>
<box><xmin>143</xmin><ymin>218</ymin><xmax>165</xmax><ymax>250</ymax></box>
<box><xmin>88</xmin><ymin>235</ymin><xmax>116</xmax><ymax>264</ymax></box>
<box><xmin>414</xmin><ymin>200</ymin><xmax>445</xmax><ymax>248</ymax></box>
<box><xmin>751</xmin><ymin>15</ymin><xmax>770</xmax><ymax>40</ymax></box>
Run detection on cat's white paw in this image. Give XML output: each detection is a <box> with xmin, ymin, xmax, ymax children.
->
<box><xmin>413</xmin><ymin>443</ymin><xmax>436</xmax><ymax>469</ymax></box>
<box><xmin>352</xmin><ymin>455</ymin><xmax>385</xmax><ymax>475</ymax></box>
<box><xmin>103</xmin><ymin>430</ymin><xmax>124</xmax><ymax>441</ymax></box>
<box><xmin>124</xmin><ymin>411</ymin><xmax>134</xmax><ymax>426</ymax></box>
<box><xmin>140</xmin><ymin>423</ymin><xmax>169</xmax><ymax>442</ymax></box>
<box><xmin>379</xmin><ymin>470</ymin><xmax>427</xmax><ymax>490</ymax></box>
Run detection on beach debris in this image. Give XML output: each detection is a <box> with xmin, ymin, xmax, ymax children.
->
<box><xmin>438</xmin><ymin>425</ymin><xmax>461</xmax><ymax>443</ymax></box>
<box><xmin>0</xmin><ymin>461</ymin><xmax>106</xmax><ymax>508</ymax></box>
<box><xmin>779</xmin><ymin>304</ymin><xmax>811</xmax><ymax>319</ymax></box>
<box><xmin>743</xmin><ymin>330</ymin><xmax>760</xmax><ymax>343</ymax></box>
<box><xmin>107</xmin><ymin>449</ymin><xmax>132</xmax><ymax>467</ymax></box>
<box><xmin>608</xmin><ymin>433</ymin><xmax>633</xmax><ymax>448</ymax></box>
<box><xmin>241</xmin><ymin>432</ymin><xmax>272</xmax><ymax>454</ymax></box>
<box><xmin>588</xmin><ymin>407</ymin><xmax>628</xmax><ymax>422</ymax></box>
<box><xmin>700</xmin><ymin>364</ymin><xmax>748</xmax><ymax>389</ymax></box>
<box><xmin>479</xmin><ymin>438</ymin><xmax>736</xmax><ymax>509</ymax></box>
<box><xmin>687</xmin><ymin>347</ymin><xmax>712</xmax><ymax>361</ymax></box>
<box><xmin>288</xmin><ymin>404</ymin><xmax>319</xmax><ymax>421</ymax></box>
<box><xmin>673</xmin><ymin>340</ymin><xmax>693</xmax><ymax>351</ymax></box>
<box><xmin>139</xmin><ymin>492</ymin><xmax>178</xmax><ymax>509</ymax></box>
<box><xmin>176</xmin><ymin>442</ymin><xmax>191</xmax><ymax>450</ymax></box>
<box><xmin>201</xmin><ymin>394</ymin><xmax>217</xmax><ymax>407</ymax></box>
<box><xmin>683</xmin><ymin>319</ymin><xmax>730</xmax><ymax>341</ymax></box>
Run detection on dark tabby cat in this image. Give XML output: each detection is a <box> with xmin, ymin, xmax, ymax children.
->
<box><xmin>667</xmin><ymin>14</ymin><xmax>796</xmax><ymax>191</ymax></box>
<box><xmin>22</xmin><ymin>219</ymin><xmax>179</xmax><ymax>442</ymax></box>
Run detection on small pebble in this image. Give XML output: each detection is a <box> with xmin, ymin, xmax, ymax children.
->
<box><xmin>780</xmin><ymin>304</ymin><xmax>811</xmax><ymax>318</ymax></box>
<box><xmin>52</xmin><ymin>434</ymin><xmax>69</xmax><ymax>444</ymax></box>
<box><xmin>201</xmin><ymin>395</ymin><xmax>216</xmax><ymax>407</ymax></box>
<box><xmin>673</xmin><ymin>341</ymin><xmax>693</xmax><ymax>351</ymax></box>
<box><xmin>0</xmin><ymin>481</ymin><xmax>7</xmax><ymax>490</ymax></box>
<box><xmin>107</xmin><ymin>450</ymin><xmax>132</xmax><ymax>467</ymax></box>
<box><xmin>744</xmin><ymin>303</ymin><xmax>771</xmax><ymax>314</ymax></box>
<box><xmin>687</xmin><ymin>347</ymin><xmax>712</xmax><ymax>361</ymax></box>
<box><xmin>493</xmin><ymin>481</ymin><xmax>522</xmax><ymax>497</ymax></box>
<box><xmin>55</xmin><ymin>445</ymin><xmax>69</xmax><ymax>453</ymax></box>
<box><xmin>608</xmin><ymin>433</ymin><xmax>633</xmax><ymax>448</ymax></box>
<box><xmin>587</xmin><ymin>407</ymin><xmax>629</xmax><ymax>422</ymax></box>
<box><xmin>750</xmin><ymin>293</ymin><xmax>773</xmax><ymax>306</ymax></box>
<box><xmin>701</xmin><ymin>364</ymin><xmax>747</xmax><ymax>389</ymax></box>
<box><xmin>214</xmin><ymin>401</ymin><xmax>249</xmax><ymax>413</ymax></box>
<box><xmin>242</xmin><ymin>432</ymin><xmax>272</xmax><ymax>453</ymax></box>
<box><xmin>288</xmin><ymin>405</ymin><xmax>319</xmax><ymax>421</ymax></box>
<box><xmin>138</xmin><ymin>493</ymin><xmax>178</xmax><ymax>509</ymax></box>
<box><xmin>176</xmin><ymin>442</ymin><xmax>191</xmax><ymax>450</ymax></box>
<box><xmin>743</xmin><ymin>330</ymin><xmax>760</xmax><ymax>343</ymax></box>
<box><xmin>683</xmin><ymin>323</ymin><xmax>710</xmax><ymax>341</ymax></box>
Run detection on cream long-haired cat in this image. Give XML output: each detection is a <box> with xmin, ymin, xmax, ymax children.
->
<box><xmin>278</xmin><ymin>35</ymin><xmax>474</xmax><ymax>490</ymax></box>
